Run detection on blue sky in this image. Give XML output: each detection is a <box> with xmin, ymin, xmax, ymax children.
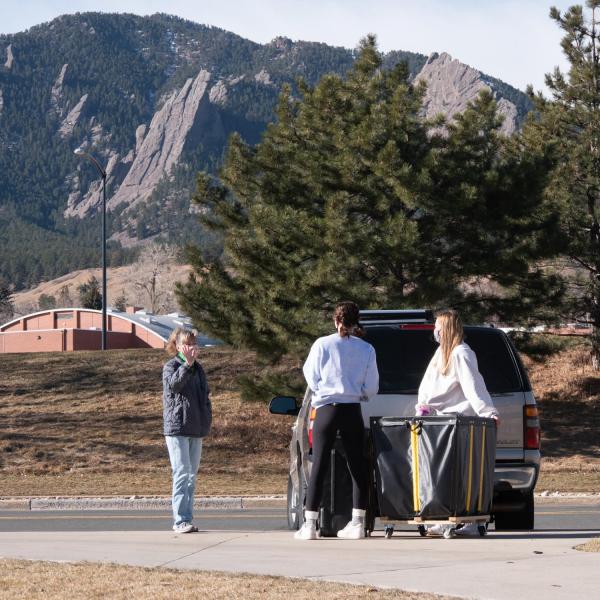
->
<box><xmin>0</xmin><ymin>0</ymin><xmax>577</xmax><ymax>92</ymax></box>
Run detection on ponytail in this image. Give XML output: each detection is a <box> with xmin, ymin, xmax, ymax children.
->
<box><xmin>333</xmin><ymin>301</ymin><xmax>364</xmax><ymax>338</ymax></box>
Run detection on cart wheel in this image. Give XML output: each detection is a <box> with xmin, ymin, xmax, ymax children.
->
<box><xmin>443</xmin><ymin>527</ymin><xmax>455</xmax><ymax>539</ymax></box>
<box><xmin>418</xmin><ymin>525</ymin><xmax>427</xmax><ymax>537</ymax></box>
<box><xmin>384</xmin><ymin>525</ymin><xmax>394</xmax><ymax>539</ymax></box>
<box><xmin>478</xmin><ymin>525</ymin><xmax>487</xmax><ymax>537</ymax></box>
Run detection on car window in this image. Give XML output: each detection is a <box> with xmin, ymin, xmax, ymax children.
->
<box><xmin>364</xmin><ymin>327</ymin><xmax>437</xmax><ymax>394</ymax></box>
<box><xmin>464</xmin><ymin>329</ymin><xmax>523</xmax><ymax>393</ymax></box>
<box><xmin>364</xmin><ymin>326</ymin><xmax>522</xmax><ymax>395</ymax></box>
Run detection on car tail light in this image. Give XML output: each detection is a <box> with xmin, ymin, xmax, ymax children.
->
<box><xmin>524</xmin><ymin>405</ymin><xmax>540</xmax><ymax>450</ymax></box>
<box><xmin>308</xmin><ymin>408</ymin><xmax>316</xmax><ymax>448</ymax></box>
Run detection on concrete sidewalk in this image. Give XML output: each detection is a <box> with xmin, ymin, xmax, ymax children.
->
<box><xmin>0</xmin><ymin>527</ymin><xmax>598</xmax><ymax>599</ymax></box>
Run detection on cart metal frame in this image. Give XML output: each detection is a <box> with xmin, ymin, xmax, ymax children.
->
<box><xmin>379</xmin><ymin>514</ymin><xmax>490</xmax><ymax>539</ymax></box>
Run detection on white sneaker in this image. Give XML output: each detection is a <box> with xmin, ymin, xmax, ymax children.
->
<box><xmin>455</xmin><ymin>522</ymin><xmax>482</xmax><ymax>536</ymax></box>
<box><xmin>337</xmin><ymin>521</ymin><xmax>365</xmax><ymax>539</ymax></box>
<box><xmin>294</xmin><ymin>523</ymin><xmax>317</xmax><ymax>540</ymax></box>
<box><xmin>426</xmin><ymin>524</ymin><xmax>454</xmax><ymax>537</ymax></box>
<box><xmin>173</xmin><ymin>522</ymin><xmax>194</xmax><ymax>534</ymax></box>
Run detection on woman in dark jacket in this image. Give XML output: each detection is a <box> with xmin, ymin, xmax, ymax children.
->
<box><xmin>163</xmin><ymin>327</ymin><xmax>212</xmax><ymax>533</ymax></box>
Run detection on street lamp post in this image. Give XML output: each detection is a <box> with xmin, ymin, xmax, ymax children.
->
<box><xmin>74</xmin><ymin>148</ymin><xmax>108</xmax><ymax>351</ymax></box>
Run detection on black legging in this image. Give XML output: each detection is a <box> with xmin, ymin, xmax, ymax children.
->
<box><xmin>305</xmin><ymin>402</ymin><xmax>368</xmax><ymax>512</ymax></box>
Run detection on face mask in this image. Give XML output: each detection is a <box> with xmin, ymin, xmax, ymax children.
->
<box><xmin>433</xmin><ymin>329</ymin><xmax>441</xmax><ymax>344</ymax></box>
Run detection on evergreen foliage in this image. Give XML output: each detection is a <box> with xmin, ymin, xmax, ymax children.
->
<box><xmin>78</xmin><ymin>276</ymin><xmax>102</xmax><ymax>309</ymax></box>
<box><xmin>522</xmin><ymin>2</ymin><xmax>600</xmax><ymax>368</ymax></box>
<box><xmin>0</xmin><ymin>282</ymin><xmax>14</xmax><ymax>323</ymax></box>
<box><xmin>114</xmin><ymin>291</ymin><xmax>128</xmax><ymax>312</ymax></box>
<box><xmin>177</xmin><ymin>37</ymin><xmax>561</xmax><ymax>366</ymax></box>
<box><xmin>38</xmin><ymin>294</ymin><xmax>57</xmax><ymax>310</ymax></box>
<box><xmin>57</xmin><ymin>285</ymin><xmax>74</xmax><ymax>307</ymax></box>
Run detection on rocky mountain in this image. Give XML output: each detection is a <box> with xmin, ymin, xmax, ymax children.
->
<box><xmin>0</xmin><ymin>12</ymin><xmax>531</xmax><ymax>289</ymax></box>
<box><xmin>417</xmin><ymin>52</ymin><xmax>521</xmax><ymax>135</ymax></box>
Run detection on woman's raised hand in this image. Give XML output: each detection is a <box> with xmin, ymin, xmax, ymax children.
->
<box><xmin>181</xmin><ymin>344</ymin><xmax>197</xmax><ymax>365</ymax></box>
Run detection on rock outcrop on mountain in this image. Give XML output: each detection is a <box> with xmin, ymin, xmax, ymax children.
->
<box><xmin>255</xmin><ymin>69</ymin><xmax>273</xmax><ymax>86</ymax></box>
<box><xmin>58</xmin><ymin>93</ymin><xmax>88</xmax><ymax>138</ymax></box>
<box><xmin>105</xmin><ymin>69</ymin><xmax>223</xmax><ymax>212</ymax></box>
<box><xmin>135</xmin><ymin>125</ymin><xmax>147</xmax><ymax>154</ymax></box>
<box><xmin>209</xmin><ymin>80</ymin><xmax>228</xmax><ymax>106</ymax></box>
<box><xmin>66</xmin><ymin>151</ymin><xmax>121</xmax><ymax>217</ymax></box>
<box><xmin>50</xmin><ymin>64</ymin><xmax>69</xmax><ymax>116</ymax></box>
<box><xmin>4</xmin><ymin>44</ymin><xmax>14</xmax><ymax>69</ymax></box>
<box><xmin>415</xmin><ymin>52</ymin><xmax>518</xmax><ymax>135</ymax></box>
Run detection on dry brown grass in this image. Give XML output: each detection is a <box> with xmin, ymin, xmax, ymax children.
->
<box><xmin>12</xmin><ymin>262</ymin><xmax>191</xmax><ymax>316</ymax></box>
<box><xmin>522</xmin><ymin>343</ymin><xmax>600</xmax><ymax>492</ymax></box>
<box><xmin>575</xmin><ymin>538</ymin><xmax>600</xmax><ymax>553</ymax></box>
<box><xmin>0</xmin><ymin>559</ymin><xmax>454</xmax><ymax>600</ymax></box>
<box><xmin>1</xmin><ymin>341</ymin><xmax>599</xmax><ymax>496</ymax></box>
<box><xmin>0</xmin><ymin>348</ymin><xmax>299</xmax><ymax>496</ymax></box>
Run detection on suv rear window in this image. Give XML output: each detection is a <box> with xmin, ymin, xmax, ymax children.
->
<box><xmin>364</xmin><ymin>326</ymin><xmax>523</xmax><ymax>395</ymax></box>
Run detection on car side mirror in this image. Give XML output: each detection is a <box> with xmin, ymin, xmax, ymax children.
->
<box><xmin>269</xmin><ymin>395</ymin><xmax>299</xmax><ymax>416</ymax></box>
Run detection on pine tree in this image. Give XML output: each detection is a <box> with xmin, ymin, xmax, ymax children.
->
<box><xmin>0</xmin><ymin>283</ymin><xmax>14</xmax><ymax>324</ymax></box>
<box><xmin>57</xmin><ymin>284</ymin><xmax>73</xmax><ymax>308</ymax></box>
<box><xmin>114</xmin><ymin>290</ymin><xmax>128</xmax><ymax>312</ymax></box>
<box><xmin>522</xmin><ymin>2</ymin><xmax>600</xmax><ymax>368</ymax></box>
<box><xmin>38</xmin><ymin>294</ymin><xmax>57</xmax><ymax>310</ymax></box>
<box><xmin>178</xmin><ymin>36</ymin><xmax>561</xmax><ymax>367</ymax></box>
<box><xmin>78</xmin><ymin>276</ymin><xmax>102</xmax><ymax>310</ymax></box>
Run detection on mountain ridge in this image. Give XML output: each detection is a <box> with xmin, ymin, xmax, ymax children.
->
<box><xmin>0</xmin><ymin>12</ymin><xmax>531</xmax><ymax>289</ymax></box>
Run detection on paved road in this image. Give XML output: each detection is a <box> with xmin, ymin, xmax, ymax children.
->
<box><xmin>0</xmin><ymin>508</ymin><xmax>286</xmax><ymax>532</ymax></box>
<box><xmin>0</xmin><ymin>503</ymin><xmax>598</xmax><ymax>533</ymax></box>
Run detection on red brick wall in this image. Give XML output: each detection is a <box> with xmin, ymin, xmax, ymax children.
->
<box><xmin>0</xmin><ymin>329</ymin><xmax>65</xmax><ymax>353</ymax></box>
<box><xmin>23</xmin><ymin>313</ymin><xmax>54</xmax><ymax>331</ymax></box>
<box><xmin>0</xmin><ymin>310</ymin><xmax>166</xmax><ymax>353</ymax></box>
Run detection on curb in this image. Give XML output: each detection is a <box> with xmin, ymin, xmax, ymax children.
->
<box><xmin>0</xmin><ymin>495</ymin><xmax>286</xmax><ymax>511</ymax></box>
<box><xmin>1</xmin><ymin>493</ymin><xmax>598</xmax><ymax>511</ymax></box>
<box><xmin>536</xmin><ymin>491</ymin><xmax>600</xmax><ymax>503</ymax></box>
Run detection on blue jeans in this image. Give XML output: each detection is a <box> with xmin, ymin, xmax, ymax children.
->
<box><xmin>165</xmin><ymin>435</ymin><xmax>203</xmax><ymax>525</ymax></box>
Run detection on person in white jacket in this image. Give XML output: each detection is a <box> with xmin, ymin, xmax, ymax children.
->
<box><xmin>415</xmin><ymin>309</ymin><xmax>499</xmax><ymax>537</ymax></box>
<box><xmin>295</xmin><ymin>301</ymin><xmax>379</xmax><ymax>541</ymax></box>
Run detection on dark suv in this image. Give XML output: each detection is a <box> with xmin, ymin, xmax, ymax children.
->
<box><xmin>270</xmin><ymin>310</ymin><xmax>541</xmax><ymax>531</ymax></box>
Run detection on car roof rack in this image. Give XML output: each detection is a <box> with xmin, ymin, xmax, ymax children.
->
<box><xmin>359</xmin><ymin>309</ymin><xmax>434</xmax><ymax>324</ymax></box>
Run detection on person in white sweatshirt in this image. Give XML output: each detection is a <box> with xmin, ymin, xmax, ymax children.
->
<box><xmin>415</xmin><ymin>309</ymin><xmax>499</xmax><ymax>537</ymax></box>
<box><xmin>295</xmin><ymin>301</ymin><xmax>379</xmax><ymax>541</ymax></box>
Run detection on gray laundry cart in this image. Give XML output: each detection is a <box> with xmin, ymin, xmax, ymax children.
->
<box><xmin>370</xmin><ymin>415</ymin><xmax>497</xmax><ymax>538</ymax></box>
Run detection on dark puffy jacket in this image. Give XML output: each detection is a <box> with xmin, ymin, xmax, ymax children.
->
<box><xmin>162</xmin><ymin>356</ymin><xmax>212</xmax><ymax>437</ymax></box>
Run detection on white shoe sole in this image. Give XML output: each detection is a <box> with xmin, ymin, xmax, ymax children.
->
<box><xmin>337</xmin><ymin>528</ymin><xmax>365</xmax><ymax>539</ymax></box>
<box><xmin>173</xmin><ymin>525</ymin><xmax>194</xmax><ymax>534</ymax></box>
<box><xmin>294</xmin><ymin>527</ymin><xmax>317</xmax><ymax>540</ymax></box>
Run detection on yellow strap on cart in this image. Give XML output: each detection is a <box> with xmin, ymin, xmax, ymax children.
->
<box><xmin>477</xmin><ymin>426</ymin><xmax>487</xmax><ymax>512</ymax></box>
<box><xmin>410</xmin><ymin>425</ymin><xmax>421</xmax><ymax>512</ymax></box>
<box><xmin>465</xmin><ymin>423</ymin><xmax>474</xmax><ymax>512</ymax></box>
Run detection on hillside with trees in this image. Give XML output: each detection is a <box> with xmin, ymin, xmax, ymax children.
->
<box><xmin>0</xmin><ymin>12</ymin><xmax>529</xmax><ymax>290</ymax></box>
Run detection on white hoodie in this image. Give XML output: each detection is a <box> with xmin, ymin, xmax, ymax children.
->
<box><xmin>416</xmin><ymin>342</ymin><xmax>498</xmax><ymax>418</ymax></box>
<box><xmin>303</xmin><ymin>333</ymin><xmax>379</xmax><ymax>409</ymax></box>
